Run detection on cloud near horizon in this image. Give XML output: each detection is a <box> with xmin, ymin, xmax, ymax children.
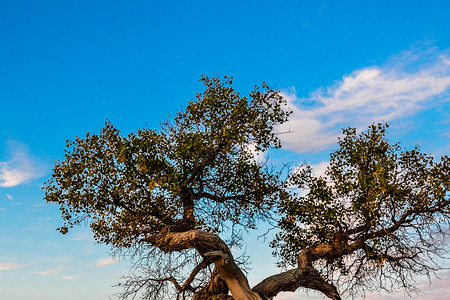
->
<box><xmin>62</xmin><ymin>274</ymin><xmax>80</xmax><ymax>280</ymax></box>
<box><xmin>0</xmin><ymin>262</ymin><xmax>26</xmax><ymax>270</ymax></box>
<box><xmin>0</xmin><ymin>142</ymin><xmax>44</xmax><ymax>187</ymax></box>
<box><xmin>279</xmin><ymin>47</ymin><xmax>450</xmax><ymax>153</ymax></box>
<box><xmin>33</xmin><ymin>267</ymin><xmax>65</xmax><ymax>276</ymax></box>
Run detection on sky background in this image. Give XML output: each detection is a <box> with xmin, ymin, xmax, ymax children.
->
<box><xmin>1</xmin><ymin>1</ymin><xmax>450</xmax><ymax>299</ymax></box>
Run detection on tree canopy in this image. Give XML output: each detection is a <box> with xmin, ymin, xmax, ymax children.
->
<box><xmin>273</xmin><ymin>123</ymin><xmax>450</xmax><ymax>298</ymax></box>
<box><xmin>44</xmin><ymin>76</ymin><xmax>449</xmax><ymax>300</ymax></box>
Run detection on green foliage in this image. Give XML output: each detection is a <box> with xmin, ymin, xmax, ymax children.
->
<box><xmin>273</xmin><ymin>123</ymin><xmax>450</xmax><ymax>294</ymax></box>
<box><xmin>44</xmin><ymin>76</ymin><xmax>291</xmax><ymax>248</ymax></box>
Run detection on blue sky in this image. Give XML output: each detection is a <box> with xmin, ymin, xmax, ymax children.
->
<box><xmin>1</xmin><ymin>1</ymin><xmax>449</xmax><ymax>299</ymax></box>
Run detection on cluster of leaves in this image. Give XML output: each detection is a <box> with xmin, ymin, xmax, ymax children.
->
<box><xmin>44</xmin><ymin>76</ymin><xmax>291</xmax><ymax>249</ymax></box>
<box><xmin>273</xmin><ymin>123</ymin><xmax>450</xmax><ymax>296</ymax></box>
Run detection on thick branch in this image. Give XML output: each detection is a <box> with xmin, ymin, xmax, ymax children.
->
<box><xmin>205</xmin><ymin>251</ymin><xmax>262</xmax><ymax>300</ymax></box>
<box><xmin>142</xmin><ymin>230</ymin><xmax>260</xmax><ymax>300</ymax></box>
<box><xmin>142</xmin><ymin>229</ymin><xmax>231</xmax><ymax>255</ymax></box>
<box><xmin>252</xmin><ymin>267</ymin><xmax>340</xmax><ymax>300</ymax></box>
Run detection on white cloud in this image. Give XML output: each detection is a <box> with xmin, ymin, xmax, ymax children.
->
<box><xmin>0</xmin><ymin>142</ymin><xmax>44</xmax><ymax>187</ymax></box>
<box><xmin>441</xmin><ymin>55</ymin><xmax>450</xmax><ymax>66</ymax></box>
<box><xmin>310</xmin><ymin>161</ymin><xmax>329</xmax><ymax>178</ymax></box>
<box><xmin>0</xmin><ymin>262</ymin><xmax>26</xmax><ymax>270</ymax></box>
<box><xmin>33</xmin><ymin>267</ymin><xmax>65</xmax><ymax>276</ymax></box>
<box><xmin>6</xmin><ymin>194</ymin><xmax>13</xmax><ymax>200</ymax></box>
<box><xmin>243</xmin><ymin>143</ymin><xmax>266</xmax><ymax>163</ymax></box>
<box><xmin>67</xmin><ymin>236</ymin><xmax>90</xmax><ymax>241</ymax></box>
<box><xmin>62</xmin><ymin>274</ymin><xmax>80</xmax><ymax>280</ymax></box>
<box><xmin>93</xmin><ymin>257</ymin><xmax>119</xmax><ymax>267</ymax></box>
<box><xmin>279</xmin><ymin>47</ymin><xmax>450</xmax><ymax>153</ymax></box>
<box><xmin>290</xmin><ymin>161</ymin><xmax>329</xmax><ymax>181</ymax></box>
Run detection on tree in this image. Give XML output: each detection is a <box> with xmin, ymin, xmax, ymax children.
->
<box><xmin>44</xmin><ymin>76</ymin><xmax>450</xmax><ymax>300</ymax></box>
<box><xmin>272</xmin><ymin>123</ymin><xmax>450</xmax><ymax>299</ymax></box>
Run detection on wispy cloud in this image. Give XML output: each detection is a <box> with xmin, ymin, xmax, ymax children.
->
<box><xmin>0</xmin><ymin>142</ymin><xmax>44</xmax><ymax>187</ymax></box>
<box><xmin>0</xmin><ymin>262</ymin><xmax>26</xmax><ymax>270</ymax></box>
<box><xmin>93</xmin><ymin>257</ymin><xmax>119</xmax><ymax>267</ymax></box>
<box><xmin>33</xmin><ymin>267</ymin><xmax>65</xmax><ymax>276</ymax></box>
<box><xmin>279</xmin><ymin>46</ymin><xmax>450</xmax><ymax>153</ymax></box>
<box><xmin>62</xmin><ymin>274</ymin><xmax>80</xmax><ymax>280</ymax></box>
<box><xmin>67</xmin><ymin>236</ymin><xmax>90</xmax><ymax>241</ymax></box>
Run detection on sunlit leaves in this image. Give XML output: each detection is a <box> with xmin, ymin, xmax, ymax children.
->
<box><xmin>274</xmin><ymin>123</ymin><xmax>450</xmax><ymax>296</ymax></box>
<box><xmin>44</xmin><ymin>76</ymin><xmax>290</xmax><ymax>249</ymax></box>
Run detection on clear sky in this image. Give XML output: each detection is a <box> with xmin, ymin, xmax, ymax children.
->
<box><xmin>1</xmin><ymin>1</ymin><xmax>449</xmax><ymax>299</ymax></box>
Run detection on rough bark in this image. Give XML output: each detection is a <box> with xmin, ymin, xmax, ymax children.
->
<box><xmin>143</xmin><ymin>229</ymin><xmax>231</xmax><ymax>255</ymax></box>
<box><xmin>205</xmin><ymin>251</ymin><xmax>262</xmax><ymax>300</ymax></box>
<box><xmin>192</xmin><ymin>268</ymin><xmax>231</xmax><ymax>300</ymax></box>
<box><xmin>252</xmin><ymin>267</ymin><xmax>340</xmax><ymax>300</ymax></box>
<box><xmin>143</xmin><ymin>229</ymin><xmax>345</xmax><ymax>300</ymax></box>
<box><xmin>143</xmin><ymin>230</ymin><xmax>261</xmax><ymax>299</ymax></box>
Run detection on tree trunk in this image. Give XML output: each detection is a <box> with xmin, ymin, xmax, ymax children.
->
<box><xmin>144</xmin><ymin>229</ymin><xmax>342</xmax><ymax>300</ymax></box>
<box><xmin>205</xmin><ymin>251</ymin><xmax>262</xmax><ymax>300</ymax></box>
<box><xmin>145</xmin><ymin>230</ymin><xmax>262</xmax><ymax>299</ymax></box>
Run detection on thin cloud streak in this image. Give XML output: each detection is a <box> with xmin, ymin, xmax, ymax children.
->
<box><xmin>0</xmin><ymin>262</ymin><xmax>26</xmax><ymax>270</ymax></box>
<box><xmin>279</xmin><ymin>47</ymin><xmax>450</xmax><ymax>153</ymax></box>
<box><xmin>33</xmin><ymin>267</ymin><xmax>65</xmax><ymax>276</ymax></box>
<box><xmin>93</xmin><ymin>257</ymin><xmax>119</xmax><ymax>267</ymax></box>
<box><xmin>62</xmin><ymin>274</ymin><xmax>80</xmax><ymax>280</ymax></box>
<box><xmin>67</xmin><ymin>236</ymin><xmax>90</xmax><ymax>241</ymax></box>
